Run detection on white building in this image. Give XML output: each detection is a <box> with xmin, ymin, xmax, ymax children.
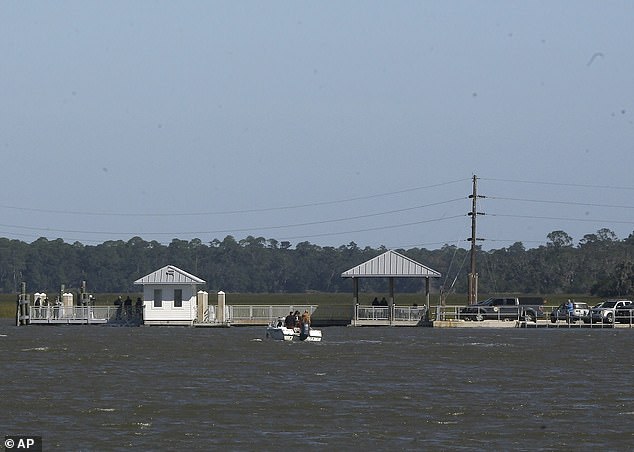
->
<box><xmin>134</xmin><ymin>265</ymin><xmax>206</xmax><ymax>326</ymax></box>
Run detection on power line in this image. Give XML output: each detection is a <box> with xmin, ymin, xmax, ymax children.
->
<box><xmin>0</xmin><ymin>214</ymin><xmax>467</xmax><ymax>245</ymax></box>
<box><xmin>481</xmin><ymin>177</ymin><xmax>634</xmax><ymax>191</ymax></box>
<box><xmin>489</xmin><ymin>213</ymin><xmax>634</xmax><ymax>225</ymax></box>
<box><xmin>487</xmin><ymin>196</ymin><xmax>634</xmax><ymax>210</ymax></box>
<box><xmin>277</xmin><ymin>215</ymin><xmax>467</xmax><ymax>241</ymax></box>
<box><xmin>477</xmin><ymin>178</ymin><xmax>634</xmax><ymax>247</ymax></box>
<box><xmin>8</xmin><ymin>175</ymin><xmax>631</xmax><ymax>248</ymax></box>
<box><xmin>0</xmin><ymin>178</ymin><xmax>468</xmax><ymax>217</ymax></box>
<box><xmin>0</xmin><ymin>198</ymin><xmax>466</xmax><ymax>237</ymax></box>
<box><xmin>484</xmin><ymin>238</ymin><xmax>546</xmax><ymax>244</ymax></box>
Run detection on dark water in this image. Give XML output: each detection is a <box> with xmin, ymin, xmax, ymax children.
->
<box><xmin>1</xmin><ymin>319</ymin><xmax>633</xmax><ymax>451</ymax></box>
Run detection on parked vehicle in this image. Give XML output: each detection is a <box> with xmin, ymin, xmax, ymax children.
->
<box><xmin>579</xmin><ymin>302</ymin><xmax>601</xmax><ymax>323</ymax></box>
<box><xmin>589</xmin><ymin>300</ymin><xmax>633</xmax><ymax>324</ymax></box>
<box><xmin>615</xmin><ymin>303</ymin><xmax>634</xmax><ymax>324</ymax></box>
<box><xmin>460</xmin><ymin>297</ymin><xmax>546</xmax><ymax>322</ymax></box>
<box><xmin>550</xmin><ymin>301</ymin><xmax>589</xmax><ymax>323</ymax></box>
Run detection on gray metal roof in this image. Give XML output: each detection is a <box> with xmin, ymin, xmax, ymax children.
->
<box><xmin>341</xmin><ymin>250</ymin><xmax>441</xmax><ymax>278</ymax></box>
<box><xmin>134</xmin><ymin>265</ymin><xmax>206</xmax><ymax>285</ymax></box>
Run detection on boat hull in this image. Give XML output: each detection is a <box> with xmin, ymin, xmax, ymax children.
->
<box><xmin>265</xmin><ymin>325</ymin><xmax>322</xmax><ymax>342</ymax></box>
<box><xmin>265</xmin><ymin>326</ymin><xmax>295</xmax><ymax>341</ymax></box>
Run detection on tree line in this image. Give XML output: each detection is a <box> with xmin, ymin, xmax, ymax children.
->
<box><xmin>1</xmin><ymin>228</ymin><xmax>634</xmax><ymax>297</ymax></box>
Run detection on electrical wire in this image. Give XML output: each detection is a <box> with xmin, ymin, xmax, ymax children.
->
<box><xmin>5</xmin><ymin>176</ymin><xmax>632</xmax><ymax>248</ymax></box>
<box><xmin>0</xmin><ymin>178</ymin><xmax>468</xmax><ymax>217</ymax></box>
<box><xmin>489</xmin><ymin>213</ymin><xmax>634</xmax><ymax>225</ymax></box>
<box><xmin>278</xmin><ymin>215</ymin><xmax>466</xmax><ymax>241</ymax></box>
<box><xmin>481</xmin><ymin>177</ymin><xmax>634</xmax><ymax>191</ymax></box>
<box><xmin>487</xmin><ymin>196</ymin><xmax>634</xmax><ymax>210</ymax></box>
<box><xmin>0</xmin><ymin>198</ymin><xmax>466</xmax><ymax>237</ymax></box>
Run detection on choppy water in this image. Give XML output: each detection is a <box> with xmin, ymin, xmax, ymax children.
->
<box><xmin>1</xmin><ymin>319</ymin><xmax>633</xmax><ymax>451</ymax></box>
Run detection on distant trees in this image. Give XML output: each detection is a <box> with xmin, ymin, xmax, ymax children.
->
<box><xmin>547</xmin><ymin>230</ymin><xmax>573</xmax><ymax>248</ymax></box>
<box><xmin>1</xmin><ymin>228</ymin><xmax>634</xmax><ymax>296</ymax></box>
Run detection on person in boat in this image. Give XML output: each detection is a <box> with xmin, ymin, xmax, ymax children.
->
<box><xmin>284</xmin><ymin>311</ymin><xmax>294</xmax><ymax>328</ymax></box>
<box><xmin>301</xmin><ymin>310</ymin><xmax>311</xmax><ymax>327</ymax></box>
<box><xmin>293</xmin><ymin>310</ymin><xmax>301</xmax><ymax>328</ymax></box>
<box><xmin>299</xmin><ymin>310</ymin><xmax>311</xmax><ymax>340</ymax></box>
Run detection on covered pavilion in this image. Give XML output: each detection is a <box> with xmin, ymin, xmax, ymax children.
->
<box><xmin>341</xmin><ymin>250</ymin><xmax>442</xmax><ymax>325</ymax></box>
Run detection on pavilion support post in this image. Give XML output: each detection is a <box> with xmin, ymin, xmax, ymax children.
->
<box><xmin>352</xmin><ymin>278</ymin><xmax>359</xmax><ymax>325</ymax></box>
<box><xmin>389</xmin><ymin>277</ymin><xmax>395</xmax><ymax>323</ymax></box>
<box><xmin>425</xmin><ymin>277</ymin><xmax>431</xmax><ymax>321</ymax></box>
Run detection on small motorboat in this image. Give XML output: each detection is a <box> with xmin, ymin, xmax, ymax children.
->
<box><xmin>265</xmin><ymin>317</ymin><xmax>322</xmax><ymax>342</ymax></box>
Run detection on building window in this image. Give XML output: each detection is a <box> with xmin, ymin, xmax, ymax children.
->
<box><xmin>174</xmin><ymin>289</ymin><xmax>183</xmax><ymax>308</ymax></box>
<box><xmin>153</xmin><ymin>289</ymin><xmax>162</xmax><ymax>308</ymax></box>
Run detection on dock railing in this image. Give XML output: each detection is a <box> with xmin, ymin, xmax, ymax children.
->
<box><xmin>203</xmin><ymin>306</ymin><xmax>216</xmax><ymax>323</ymax></box>
<box><xmin>353</xmin><ymin>305</ymin><xmax>427</xmax><ymax>325</ymax></box>
<box><xmin>434</xmin><ymin>305</ymin><xmax>537</xmax><ymax>322</ymax></box>
<box><xmin>616</xmin><ymin>309</ymin><xmax>634</xmax><ymax>326</ymax></box>
<box><xmin>222</xmin><ymin>305</ymin><xmax>318</xmax><ymax>325</ymax></box>
<box><xmin>433</xmin><ymin>304</ymin><xmax>634</xmax><ymax>327</ymax></box>
<box><xmin>30</xmin><ymin>305</ymin><xmax>113</xmax><ymax>322</ymax></box>
<box><xmin>356</xmin><ymin>306</ymin><xmax>389</xmax><ymax>321</ymax></box>
<box><xmin>29</xmin><ymin>305</ymin><xmax>142</xmax><ymax>325</ymax></box>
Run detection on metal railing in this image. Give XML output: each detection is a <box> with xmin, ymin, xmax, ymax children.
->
<box><xmin>25</xmin><ymin>303</ymin><xmax>634</xmax><ymax>328</ymax></box>
<box><xmin>356</xmin><ymin>306</ymin><xmax>389</xmax><ymax>320</ymax></box>
<box><xmin>431</xmin><ymin>305</ymin><xmax>634</xmax><ymax>327</ymax></box>
<box><xmin>203</xmin><ymin>306</ymin><xmax>216</xmax><ymax>323</ymax></box>
<box><xmin>30</xmin><ymin>306</ymin><xmax>112</xmax><ymax>321</ymax></box>
<box><xmin>615</xmin><ymin>310</ymin><xmax>634</xmax><ymax>325</ymax></box>
<box><xmin>354</xmin><ymin>305</ymin><xmax>427</xmax><ymax>323</ymax></box>
<box><xmin>436</xmin><ymin>305</ymin><xmax>550</xmax><ymax>322</ymax></box>
<box><xmin>28</xmin><ymin>304</ymin><xmax>314</xmax><ymax>325</ymax></box>
<box><xmin>29</xmin><ymin>305</ymin><xmax>143</xmax><ymax>324</ymax></box>
<box><xmin>224</xmin><ymin>305</ymin><xmax>318</xmax><ymax>322</ymax></box>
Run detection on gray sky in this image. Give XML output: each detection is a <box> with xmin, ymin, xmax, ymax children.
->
<box><xmin>2</xmin><ymin>1</ymin><xmax>633</xmax><ymax>250</ymax></box>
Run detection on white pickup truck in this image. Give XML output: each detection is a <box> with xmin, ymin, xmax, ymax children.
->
<box><xmin>589</xmin><ymin>300</ymin><xmax>633</xmax><ymax>324</ymax></box>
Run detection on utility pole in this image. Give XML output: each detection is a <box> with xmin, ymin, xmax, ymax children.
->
<box><xmin>467</xmin><ymin>175</ymin><xmax>485</xmax><ymax>304</ymax></box>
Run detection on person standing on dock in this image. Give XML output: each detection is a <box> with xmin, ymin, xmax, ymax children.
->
<box><xmin>124</xmin><ymin>296</ymin><xmax>132</xmax><ymax>319</ymax></box>
<box><xmin>135</xmin><ymin>297</ymin><xmax>143</xmax><ymax>319</ymax></box>
<box><xmin>42</xmin><ymin>297</ymin><xmax>50</xmax><ymax>319</ymax></box>
<box><xmin>114</xmin><ymin>296</ymin><xmax>123</xmax><ymax>320</ymax></box>
<box><xmin>53</xmin><ymin>296</ymin><xmax>61</xmax><ymax>319</ymax></box>
<box><xmin>566</xmin><ymin>299</ymin><xmax>574</xmax><ymax>323</ymax></box>
<box><xmin>33</xmin><ymin>297</ymin><xmax>41</xmax><ymax>320</ymax></box>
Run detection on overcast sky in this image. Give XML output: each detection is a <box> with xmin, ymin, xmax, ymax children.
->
<box><xmin>1</xmin><ymin>1</ymin><xmax>633</xmax><ymax>250</ymax></box>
